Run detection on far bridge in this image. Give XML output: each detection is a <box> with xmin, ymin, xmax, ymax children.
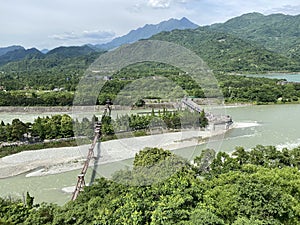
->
<box><xmin>181</xmin><ymin>98</ymin><xmax>233</xmax><ymax>129</ymax></box>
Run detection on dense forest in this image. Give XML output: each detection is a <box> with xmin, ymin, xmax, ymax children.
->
<box><xmin>2</xmin><ymin>145</ymin><xmax>300</xmax><ymax>224</ymax></box>
<box><xmin>1</xmin><ymin>61</ymin><xmax>300</xmax><ymax>106</ymax></box>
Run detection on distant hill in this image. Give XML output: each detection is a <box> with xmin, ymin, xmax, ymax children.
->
<box><xmin>41</xmin><ymin>49</ymin><xmax>49</xmax><ymax>54</ymax></box>
<box><xmin>46</xmin><ymin>45</ymin><xmax>96</xmax><ymax>58</ymax></box>
<box><xmin>95</xmin><ymin>17</ymin><xmax>198</xmax><ymax>50</ymax></box>
<box><xmin>0</xmin><ymin>45</ymin><xmax>97</xmax><ymax>67</ymax></box>
<box><xmin>0</xmin><ymin>49</ymin><xmax>102</xmax><ymax>90</ymax></box>
<box><xmin>150</xmin><ymin>27</ymin><xmax>300</xmax><ymax>73</ymax></box>
<box><xmin>0</xmin><ymin>45</ymin><xmax>24</xmax><ymax>56</ymax></box>
<box><xmin>0</xmin><ymin>47</ymin><xmax>44</xmax><ymax>66</ymax></box>
<box><xmin>208</xmin><ymin>12</ymin><xmax>300</xmax><ymax>59</ymax></box>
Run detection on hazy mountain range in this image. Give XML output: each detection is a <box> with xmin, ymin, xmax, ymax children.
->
<box><xmin>0</xmin><ymin>17</ymin><xmax>198</xmax><ymax>66</ymax></box>
<box><xmin>93</xmin><ymin>17</ymin><xmax>198</xmax><ymax>50</ymax></box>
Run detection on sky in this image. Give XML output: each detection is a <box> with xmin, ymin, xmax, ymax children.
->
<box><xmin>1</xmin><ymin>0</ymin><xmax>300</xmax><ymax>50</ymax></box>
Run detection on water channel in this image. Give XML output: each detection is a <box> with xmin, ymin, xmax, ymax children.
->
<box><xmin>244</xmin><ymin>73</ymin><xmax>300</xmax><ymax>82</ymax></box>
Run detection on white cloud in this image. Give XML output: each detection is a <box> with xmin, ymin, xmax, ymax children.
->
<box><xmin>50</xmin><ymin>32</ymin><xmax>77</xmax><ymax>41</ymax></box>
<box><xmin>50</xmin><ymin>30</ymin><xmax>115</xmax><ymax>42</ymax></box>
<box><xmin>82</xmin><ymin>30</ymin><xmax>116</xmax><ymax>40</ymax></box>
<box><xmin>265</xmin><ymin>4</ymin><xmax>300</xmax><ymax>15</ymax></box>
<box><xmin>146</xmin><ymin>0</ymin><xmax>192</xmax><ymax>8</ymax></box>
<box><xmin>147</xmin><ymin>0</ymin><xmax>172</xmax><ymax>8</ymax></box>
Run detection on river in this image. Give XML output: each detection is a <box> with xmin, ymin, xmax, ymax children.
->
<box><xmin>244</xmin><ymin>73</ymin><xmax>300</xmax><ymax>82</ymax></box>
<box><xmin>0</xmin><ymin>104</ymin><xmax>300</xmax><ymax>205</ymax></box>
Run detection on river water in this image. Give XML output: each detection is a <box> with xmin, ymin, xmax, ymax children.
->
<box><xmin>244</xmin><ymin>73</ymin><xmax>300</xmax><ymax>82</ymax></box>
<box><xmin>0</xmin><ymin>104</ymin><xmax>300</xmax><ymax>205</ymax></box>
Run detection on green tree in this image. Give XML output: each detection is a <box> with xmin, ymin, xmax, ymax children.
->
<box><xmin>199</xmin><ymin>109</ymin><xmax>209</xmax><ymax>128</ymax></box>
<box><xmin>0</xmin><ymin>121</ymin><xmax>7</xmax><ymax>142</ymax></box>
<box><xmin>60</xmin><ymin>114</ymin><xmax>74</xmax><ymax>138</ymax></box>
<box><xmin>8</xmin><ymin>119</ymin><xmax>28</xmax><ymax>141</ymax></box>
<box><xmin>185</xmin><ymin>209</ymin><xmax>225</xmax><ymax>225</ymax></box>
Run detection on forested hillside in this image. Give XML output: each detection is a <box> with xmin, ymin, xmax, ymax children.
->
<box><xmin>46</xmin><ymin>45</ymin><xmax>96</xmax><ymax>58</ymax></box>
<box><xmin>208</xmin><ymin>12</ymin><xmax>300</xmax><ymax>60</ymax></box>
<box><xmin>151</xmin><ymin>28</ymin><xmax>300</xmax><ymax>73</ymax></box>
<box><xmin>0</xmin><ymin>51</ymin><xmax>102</xmax><ymax>91</ymax></box>
<box><xmin>0</xmin><ymin>48</ymin><xmax>44</xmax><ymax>66</ymax></box>
<box><xmin>0</xmin><ymin>46</ymin><xmax>24</xmax><ymax>57</ymax></box>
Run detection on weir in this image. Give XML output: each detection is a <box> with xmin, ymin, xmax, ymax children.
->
<box><xmin>181</xmin><ymin>98</ymin><xmax>233</xmax><ymax>129</ymax></box>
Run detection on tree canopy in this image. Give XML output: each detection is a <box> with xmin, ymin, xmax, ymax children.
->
<box><xmin>2</xmin><ymin>145</ymin><xmax>300</xmax><ymax>224</ymax></box>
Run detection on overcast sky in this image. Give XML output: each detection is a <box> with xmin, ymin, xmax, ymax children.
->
<box><xmin>1</xmin><ymin>0</ymin><xmax>299</xmax><ymax>50</ymax></box>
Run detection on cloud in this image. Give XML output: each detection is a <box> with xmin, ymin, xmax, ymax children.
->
<box><xmin>50</xmin><ymin>30</ymin><xmax>116</xmax><ymax>43</ymax></box>
<box><xmin>51</xmin><ymin>32</ymin><xmax>78</xmax><ymax>41</ymax></box>
<box><xmin>265</xmin><ymin>4</ymin><xmax>300</xmax><ymax>15</ymax></box>
<box><xmin>147</xmin><ymin>0</ymin><xmax>172</xmax><ymax>8</ymax></box>
<box><xmin>146</xmin><ymin>0</ymin><xmax>192</xmax><ymax>8</ymax></box>
<box><xmin>82</xmin><ymin>30</ymin><xmax>116</xmax><ymax>40</ymax></box>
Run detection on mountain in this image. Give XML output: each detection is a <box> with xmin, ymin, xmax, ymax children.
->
<box><xmin>0</xmin><ymin>48</ymin><xmax>102</xmax><ymax>90</ymax></box>
<box><xmin>46</xmin><ymin>45</ymin><xmax>96</xmax><ymax>58</ymax></box>
<box><xmin>41</xmin><ymin>49</ymin><xmax>49</xmax><ymax>54</ymax></box>
<box><xmin>208</xmin><ymin>12</ymin><xmax>300</xmax><ymax>59</ymax></box>
<box><xmin>0</xmin><ymin>47</ymin><xmax>44</xmax><ymax>66</ymax></box>
<box><xmin>0</xmin><ymin>45</ymin><xmax>24</xmax><ymax>57</ymax></box>
<box><xmin>95</xmin><ymin>17</ymin><xmax>198</xmax><ymax>50</ymax></box>
<box><xmin>150</xmin><ymin>27</ymin><xmax>300</xmax><ymax>73</ymax></box>
<box><xmin>1</xmin><ymin>13</ymin><xmax>299</xmax><ymax>92</ymax></box>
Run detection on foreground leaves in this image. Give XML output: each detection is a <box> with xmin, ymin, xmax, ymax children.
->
<box><xmin>2</xmin><ymin>146</ymin><xmax>300</xmax><ymax>224</ymax></box>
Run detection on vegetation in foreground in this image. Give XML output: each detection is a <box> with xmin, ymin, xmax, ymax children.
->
<box><xmin>1</xmin><ymin>145</ymin><xmax>300</xmax><ymax>224</ymax></box>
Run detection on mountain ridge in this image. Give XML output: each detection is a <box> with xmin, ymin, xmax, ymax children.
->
<box><xmin>94</xmin><ymin>17</ymin><xmax>198</xmax><ymax>50</ymax></box>
<box><xmin>0</xmin><ymin>48</ymin><xmax>44</xmax><ymax>66</ymax></box>
<box><xmin>0</xmin><ymin>17</ymin><xmax>198</xmax><ymax>66</ymax></box>
<box><xmin>46</xmin><ymin>45</ymin><xmax>95</xmax><ymax>58</ymax></box>
<box><xmin>208</xmin><ymin>12</ymin><xmax>300</xmax><ymax>59</ymax></box>
<box><xmin>0</xmin><ymin>45</ymin><xmax>24</xmax><ymax>57</ymax></box>
<box><xmin>150</xmin><ymin>27</ymin><xmax>300</xmax><ymax>72</ymax></box>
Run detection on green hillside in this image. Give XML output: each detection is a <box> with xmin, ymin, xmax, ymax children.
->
<box><xmin>209</xmin><ymin>12</ymin><xmax>300</xmax><ymax>60</ymax></box>
<box><xmin>0</xmin><ymin>52</ymin><xmax>102</xmax><ymax>91</ymax></box>
<box><xmin>151</xmin><ymin>27</ymin><xmax>300</xmax><ymax>73</ymax></box>
<box><xmin>46</xmin><ymin>45</ymin><xmax>96</xmax><ymax>58</ymax></box>
<box><xmin>0</xmin><ymin>48</ymin><xmax>44</xmax><ymax>66</ymax></box>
